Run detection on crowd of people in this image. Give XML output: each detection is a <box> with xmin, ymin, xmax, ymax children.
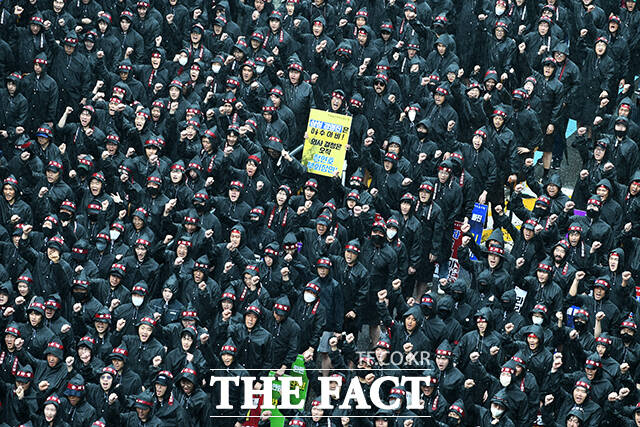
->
<box><xmin>1</xmin><ymin>0</ymin><xmax>640</xmax><ymax>425</ymax></box>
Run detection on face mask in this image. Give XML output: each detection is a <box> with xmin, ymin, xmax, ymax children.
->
<box><xmin>496</xmin><ymin>6</ymin><xmax>506</xmax><ymax>15</ymax></box>
<box><xmin>87</xmin><ymin>213</ymin><xmax>98</xmax><ymax>222</ymax></box>
<box><xmin>499</xmin><ymin>374</ymin><xmax>511</xmax><ymax>387</ymax></box>
<box><xmin>574</xmin><ymin>321</ymin><xmax>587</xmax><ymax>332</ymax></box>
<box><xmin>490</xmin><ymin>407</ymin><xmax>505</xmax><ymax>418</ymax></box>
<box><xmin>77</xmin><ymin>168</ymin><xmax>88</xmax><ymax>178</ymax></box>
<box><xmin>110</xmin><ymin>230</ymin><xmax>121</xmax><ymax>241</ymax></box>
<box><xmin>408</xmin><ymin>110</ymin><xmax>417</xmax><ymax>122</ymax></box>
<box><xmin>387</xmin><ymin>229</ymin><xmax>397</xmax><ymax>239</ymax></box>
<box><xmin>73</xmin><ymin>291</ymin><xmax>88</xmax><ymax>302</ymax></box>
<box><xmin>438</xmin><ymin>309</ymin><xmax>451</xmax><ymax>319</ymax></box>
<box><xmin>532</xmin><ymin>207</ymin><xmax>547</xmax><ymax>218</ymax></box>
<box><xmin>621</xmin><ymin>332</ymin><xmax>634</xmax><ymax>343</ymax></box>
<box><xmin>615</xmin><ymin>129</ymin><xmax>627</xmax><ymax>138</ymax></box>
<box><xmin>304</xmin><ymin>292</ymin><xmax>316</xmax><ymax>303</ymax></box>
<box><xmin>148</xmin><ymin>186</ymin><xmax>160</xmax><ymax>196</ymax></box>
<box><xmin>59</xmin><ymin>212</ymin><xmax>72</xmax><ymax>222</ymax></box>
<box><xmin>372</xmin><ymin>234</ymin><xmax>385</xmax><ymax>246</ymax></box>
<box><xmin>418</xmin><ymin>130</ymin><xmax>428</xmax><ymax>139</ymax></box>
<box><xmin>513</xmin><ymin>99</ymin><xmax>523</xmax><ymax>111</ymax></box>
<box><xmin>132</xmin><ymin>295</ymin><xmax>144</xmax><ymax>307</ymax></box>
<box><xmin>43</xmin><ymin>227</ymin><xmax>55</xmax><ymax>238</ymax></box>
<box><xmin>452</xmin><ymin>292</ymin><xmax>464</xmax><ymax>302</ymax></box>
<box><xmin>532</xmin><ymin>316</ymin><xmax>544</xmax><ymax>325</ymax></box>
<box><xmin>178</xmin><ymin>57</ymin><xmax>188</xmax><ymax>66</ymax></box>
<box><xmin>586</xmin><ymin>208</ymin><xmax>599</xmax><ymax>219</ymax></box>
<box><xmin>212</xmin><ymin>64</ymin><xmax>222</xmax><ymax>73</ymax></box>
<box><xmin>501</xmin><ymin>300</ymin><xmax>513</xmax><ymax>312</ymax></box>
<box><xmin>255</xmin><ymin>65</ymin><xmax>265</xmax><ymax>74</ymax></box>
<box><xmin>446</xmin><ymin>417</ymin><xmax>459</xmax><ymax>427</ymax></box>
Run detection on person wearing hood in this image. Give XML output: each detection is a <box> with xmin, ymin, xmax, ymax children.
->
<box><xmin>208</xmin><ymin>338</ymin><xmax>248</xmax><ymax>425</ymax></box>
<box><xmin>122</xmin><ymin>236</ymin><xmax>159</xmax><ymax>292</ymax></box>
<box><xmin>0</xmin><ymin>363</ymin><xmax>38</xmax><ymax>425</ymax></box>
<box><xmin>286</xmin><ymin>281</ymin><xmax>325</xmax><ymax>362</ymax></box>
<box><xmin>478</xmin><ymin>20</ymin><xmax>516</xmax><ymax>80</ymax></box>
<box><xmin>569</xmin><ymin>274</ymin><xmax>621</xmax><ymax>331</ymax></box>
<box><xmin>551</xmin><ymin>42</ymin><xmax>581</xmax><ymax>167</ymax></box>
<box><xmin>259</xmin><ymin>296</ymin><xmax>300</xmax><ymax>375</ymax></box>
<box><xmin>224</xmin><ymin>304</ymin><xmax>272</xmax><ymax>378</ymax></box>
<box><xmin>112</xmin><ymin>281</ymin><xmax>153</xmax><ymax>335</ymax></box>
<box><xmin>59</xmin><ymin>374</ymin><xmax>97</xmax><ymax>426</ymax></box>
<box><xmin>562</xmin><ymin>352</ymin><xmax>614</xmax><ymax>407</ymax></box>
<box><xmin>377</xmin><ymin>289</ymin><xmax>430</xmax><ymax>363</ymax></box>
<box><xmin>454</xmin><ymin>308</ymin><xmax>503</xmax><ymax>374</ymax></box>
<box><xmin>16</xmin><ymin>336</ymin><xmax>68</xmax><ymax>403</ymax></box>
<box><xmin>414</xmin><ymin>367</ymin><xmax>449</xmax><ymax>421</ymax></box>
<box><xmin>513</xmin><ymin>255</ymin><xmax>563</xmax><ymax>315</ymax></box>
<box><xmin>563</xmin><ymin>223</ymin><xmax>594</xmax><ymax>273</ymax></box>
<box><xmin>559</xmin><ymin>196</ymin><xmax>614</xmax><ymax>262</ymax></box>
<box><xmin>34</xmin><ymin>394</ymin><xmax>71</xmax><ymax>427</ymax></box>
<box><xmin>164</xmin><ymin>161</ymin><xmax>195</xmax><ymax>213</ymax></box>
<box><xmin>110</xmin><ymin>315</ymin><xmax>165</xmax><ymax>386</ymax></box>
<box><xmin>429</xmin><ymin>340</ymin><xmax>464</xmax><ymax>404</ymax></box>
<box><xmin>458</xmin><ymin>231</ymin><xmax>512</xmax><ymax>298</ymax></box>
<box><xmin>0</xmin><ymin>175</ymin><xmax>33</xmax><ymax>232</ymax></box>
<box><xmin>149</xmin><ymin>370</ymin><xmax>185</xmax><ymax>424</ymax></box>
<box><xmin>164</xmin><ymin>325</ymin><xmax>206</xmax><ymax>379</ymax></box>
<box><xmin>148</xmin><ymin>275</ymin><xmax>185</xmax><ymax>326</ymax></box>
<box><xmin>105</xmin><ymin>389</ymin><xmax>162</xmax><ymax>426</ymax></box>
<box><xmin>495</xmin><ymin>206</ymin><xmax>545</xmax><ymax>273</ymax></box>
<box><xmin>544</xmin><ymin>373</ymin><xmax>603</xmax><ymax>427</ymax></box>
<box><xmin>42</xmin><ymin>294</ymin><xmax>72</xmax><ymax>349</ymax></box>
<box><xmin>21</xmin><ymin>53</ymin><xmax>59</xmax><ymax>134</ymax></box>
<box><xmin>461</xmin><ymin>384</ymin><xmax>515</xmax><ymax>427</ymax></box>
<box><xmin>504</xmin><ymin>322</ymin><xmax>553</xmax><ymax>389</ymax></box>
<box><xmin>590</xmin><ymin>248</ymin><xmax>635</xmax><ymax>312</ymax></box>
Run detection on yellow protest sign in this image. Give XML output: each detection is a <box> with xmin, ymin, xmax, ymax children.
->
<box><xmin>301</xmin><ymin>109</ymin><xmax>352</xmax><ymax>177</ymax></box>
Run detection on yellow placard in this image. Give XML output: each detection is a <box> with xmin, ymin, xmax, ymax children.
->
<box><xmin>301</xmin><ymin>109</ymin><xmax>352</xmax><ymax>177</ymax></box>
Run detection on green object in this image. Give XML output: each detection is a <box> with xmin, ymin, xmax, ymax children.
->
<box><xmin>265</xmin><ymin>355</ymin><xmax>309</xmax><ymax>427</ymax></box>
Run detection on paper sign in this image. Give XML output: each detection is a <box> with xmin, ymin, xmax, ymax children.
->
<box><xmin>301</xmin><ymin>109</ymin><xmax>352</xmax><ymax>177</ymax></box>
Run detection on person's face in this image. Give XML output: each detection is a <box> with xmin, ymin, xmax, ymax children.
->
<box><xmin>375</xmin><ymin>420</ymin><xmax>388</xmax><ymax>427</ymax></box>
<box><xmin>495</xmin><ymin>27</ymin><xmax>505</xmax><ymax>39</ymax></box>
<box><xmin>180</xmin><ymin>379</ymin><xmax>194</xmax><ymax>394</ymax></box>
<box><xmin>29</xmin><ymin>311</ymin><xmax>42</xmax><ymax>327</ymax></box>
<box><xmin>493</xmin><ymin>116</ymin><xmax>505</xmax><ymax>129</ymax></box>
<box><xmin>595</xmin><ymin>188</ymin><xmax>609</xmax><ymax>204</ymax></box>
<box><xmin>226</xmin><ymin>132</ymin><xmax>238</xmax><ymax>145</ymax></box>
<box><xmin>3</xmin><ymin>185</ymin><xmax>15</xmax><ymax>201</ymax></box>
<box><xmin>404</xmin><ymin>9</ymin><xmax>416</xmax><ymax>20</ymax></box>
<box><xmin>18</xmin><ymin>283</ymin><xmax>29</xmax><ymax>296</ymax></box>
<box><xmin>594</xmin><ymin>145</ymin><xmax>605</xmax><ymax>160</ymax></box>
<box><xmin>316</xmin><ymin>223</ymin><xmax>327</xmax><ymax>236</ymax></box>
<box><xmin>47</xmin><ymin>354</ymin><xmax>59</xmax><ymax>367</ymax></box>
<box><xmin>553</xmin><ymin>246</ymin><xmax>565</xmax><ymax>263</ymax></box>
<box><xmin>537</xmin><ymin>269</ymin><xmax>549</xmax><ymax>283</ymax></box>
<box><xmin>627</xmin><ymin>0</ymin><xmax>636</xmax><ymax>11</ymax></box>
<box><xmin>615</xmin><ymin>122</ymin><xmax>627</xmax><ymax>137</ymax></box>
<box><xmin>538</xmin><ymin>22</ymin><xmax>549</xmax><ymax>35</ymax></box>
<box><xmin>288</xmin><ymin>69</ymin><xmax>301</xmax><ymax>85</ymax></box>
<box><xmin>95</xmin><ymin>321</ymin><xmax>108</xmax><ymax>333</ymax></box>
<box><xmin>477</xmin><ymin>320</ymin><xmax>487</xmax><ymax>334</ymax></box>
<box><xmin>230</xmin><ymin>231</ymin><xmax>241</xmax><ymax>247</ymax></box>
<box><xmin>46</xmin><ymin>169</ymin><xmax>59</xmax><ymax>183</ymax></box>
<box><xmin>405</xmin><ymin>314</ymin><xmax>417</xmax><ymax>331</ymax></box>
<box><xmin>274</xmin><ymin>312</ymin><xmax>284</xmax><ymax>323</ymax></box>
<box><xmin>488</xmin><ymin>254</ymin><xmax>500</xmax><ymax>268</ymax></box>
<box><xmin>609</xmin><ymin>255</ymin><xmax>619</xmax><ymax>271</ymax></box>
<box><xmin>595</xmin><ymin>41</ymin><xmax>607</xmax><ymax>55</ymax></box>
<box><xmin>357</xmin><ymin>31</ymin><xmax>368</xmax><ymax>46</ymax></box>
<box><xmin>221</xmin><ymin>354</ymin><xmax>234</xmax><ymax>366</ymax></box>
<box><xmin>5</xmin><ymin>334</ymin><xmax>15</xmax><ymax>349</ymax></box>
<box><xmin>132</xmin><ymin>216</ymin><xmax>144</xmax><ymax>230</ymax></box>
<box><xmin>573</xmin><ymin>387</ymin><xmax>587</xmax><ymax>404</ymax></box>
<box><xmin>609</xmin><ymin>21</ymin><xmax>619</xmax><ymax>33</ymax></box>
<box><xmin>89</xmin><ymin>179</ymin><xmax>102</xmax><ymax>195</ymax></box>
<box><xmin>527</xmin><ymin>335</ymin><xmax>539</xmax><ymax>350</ymax></box>
<box><xmin>155</xmin><ymin>383</ymin><xmax>167</xmax><ymax>397</ymax></box>
<box><xmin>138</xmin><ymin>324</ymin><xmax>153</xmax><ymax>342</ymax></box>
<box><xmin>136</xmin><ymin>407</ymin><xmax>151</xmax><ymax>420</ymax></box>
<box><xmin>434</xmin><ymin>93</ymin><xmax>446</xmax><ymax>105</ymax></box>
<box><xmin>438</xmin><ymin>168</ymin><xmax>450</xmax><ymax>183</ymax></box>
<box><xmin>135</xmin><ymin>245</ymin><xmax>147</xmax><ymax>260</ymax></box>
<box><xmin>553</xmin><ymin>52</ymin><xmax>566</xmax><ymax>64</ymax></box>
<box><xmin>568</xmin><ymin>231</ymin><xmax>581</xmax><ymax>245</ymax></box>
<box><xmin>53</xmin><ymin>0</ymin><xmax>65</xmax><ymax>12</ymax></box>
<box><xmin>241</xmin><ymin>66</ymin><xmax>253</xmax><ymax>82</ymax></box>
<box><xmin>585</xmin><ymin>366</ymin><xmax>596</xmax><ymax>380</ymax></box>
<box><xmin>312</xmin><ymin>22</ymin><xmax>323</xmax><ymax>36</ymax></box>
<box><xmin>98</xmin><ymin>20</ymin><xmax>108</xmax><ymax>33</ymax></box>
<box><xmin>269</xmin><ymin>18</ymin><xmax>280</xmax><ymax>32</ymax></box>
<box><xmin>67</xmin><ymin>395</ymin><xmax>80</xmax><ymax>406</ymax></box>
<box><xmin>6</xmin><ymin>80</ymin><xmax>16</xmax><ymax>95</ymax></box>
<box><xmin>543</xmin><ymin>64</ymin><xmax>554</xmax><ymax>77</ymax></box>
<box><xmin>181</xmin><ymin>334</ymin><xmax>194</xmax><ymax>350</ymax></box>
<box><xmin>345</xmin><ymin>250</ymin><xmax>357</xmax><ymax>265</ymax></box>
<box><xmin>317</xmin><ymin>266</ymin><xmax>329</xmax><ymax>278</ymax></box>
<box><xmin>44</xmin><ymin>404</ymin><xmax>57</xmax><ymax>421</ymax></box>
<box><xmin>193</xmin><ymin>269</ymin><xmax>204</xmax><ymax>283</ymax></box>
<box><xmin>436</xmin><ymin>355</ymin><xmax>449</xmax><ymax>371</ymax></box>
<box><xmin>221</xmin><ymin>300</ymin><xmax>233</xmax><ymax>312</ymax></box>
<box><xmin>245</xmin><ymin>313</ymin><xmax>257</xmax><ymax>329</ymax></box>
<box><xmin>593</xmin><ymin>286</ymin><xmax>605</xmax><ymax>300</ymax></box>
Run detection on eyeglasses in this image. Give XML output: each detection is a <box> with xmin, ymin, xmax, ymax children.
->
<box><xmin>373</xmin><ymin>81</ymin><xmax>385</xmax><ymax>87</ymax></box>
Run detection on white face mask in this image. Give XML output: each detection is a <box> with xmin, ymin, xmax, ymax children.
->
<box><xmin>212</xmin><ymin>64</ymin><xmax>222</xmax><ymax>73</ymax></box>
<box><xmin>132</xmin><ymin>295</ymin><xmax>144</xmax><ymax>307</ymax></box>
<box><xmin>408</xmin><ymin>109</ymin><xmax>416</xmax><ymax>122</ymax></box>
<box><xmin>304</xmin><ymin>292</ymin><xmax>316</xmax><ymax>303</ymax></box>
<box><xmin>490</xmin><ymin>407</ymin><xmax>505</xmax><ymax>418</ymax></box>
<box><xmin>532</xmin><ymin>316</ymin><xmax>543</xmax><ymax>325</ymax></box>
<box><xmin>256</xmin><ymin>65</ymin><xmax>265</xmax><ymax>74</ymax></box>
<box><xmin>499</xmin><ymin>373</ymin><xmax>511</xmax><ymax>387</ymax></box>
<box><xmin>178</xmin><ymin>57</ymin><xmax>188</xmax><ymax>66</ymax></box>
<box><xmin>387</xmin><ymin>229</ymin><xmax>397</xmax><ymax>239</ymax></box>
<box><xmin>109</xmin><ymin>230</ymin><xmax>121</xmax><ymax>241</ymax></box>
<box><xmin>495</xmin><ymin>6</ymin><xmax>506</xmax><ymax>15</ymax></box>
